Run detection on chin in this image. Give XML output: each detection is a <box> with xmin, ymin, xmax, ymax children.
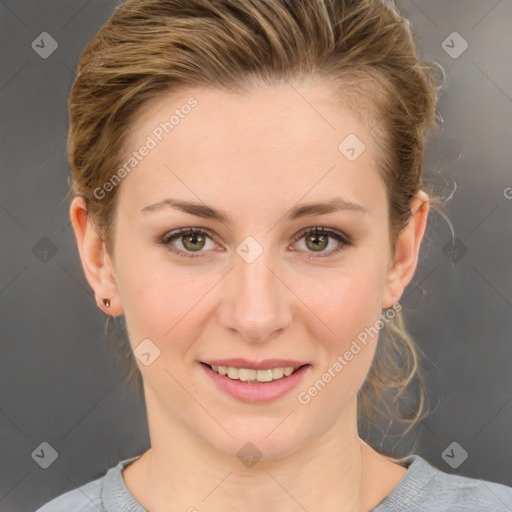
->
<box><xmin>202</xmin><ymin>420</ymin><xmax>309</xmax><ymax>463</ymax></box>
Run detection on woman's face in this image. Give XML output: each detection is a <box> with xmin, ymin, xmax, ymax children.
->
<box><xmin>75</xmin><ymin>81</ymin><xmax>427</xmax><ymax>460</ymax></box>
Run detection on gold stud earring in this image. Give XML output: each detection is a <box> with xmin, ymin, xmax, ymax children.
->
<box><xmin>103</xmin><ymin>298</ymin><xmax>111</xmax><ymax>308</ymax></box>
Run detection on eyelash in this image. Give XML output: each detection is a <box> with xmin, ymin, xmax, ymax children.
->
<box><xmin>158</xmin><ymin>227</ymin><xmax>352</xmax><ymax>259</ymax></box>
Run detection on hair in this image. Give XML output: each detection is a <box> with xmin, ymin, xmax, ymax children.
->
<box><xmin>67</xmin><ymin>0</ymin><xmax>453</xmax><ymax>447</ymax></box>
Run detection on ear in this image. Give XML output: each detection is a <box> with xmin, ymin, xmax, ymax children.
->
<box><xmin>382</xmin><ymin>190</ymin><xmax>429</xmax><ymax>309</ymax></box>
<box><xmin>69</xmin><ymin>196</ymin><xmax>123</xmax><ymax>316</ymax></box>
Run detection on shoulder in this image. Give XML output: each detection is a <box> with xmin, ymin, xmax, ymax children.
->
<box><xmin>374</xmin><ymin>454</ymin><xmax>512</xmax><ymax>512</ymax></box>
<box><xmin>34</xmin><ymin>455</ymin><xmax>142</xmax><ymax>512</ymax></box>
<box><xmin>34</xmin><ymin>476</ymin><xmax>104</xmax><ymax>512</ymax></box>
<box><xmin>423</xmin><ymin>465</ymin><xmax>512</xmax><ymax>511</ymax></box>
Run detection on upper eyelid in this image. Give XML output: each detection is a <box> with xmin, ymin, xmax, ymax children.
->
<box><xmin>162</xmin><ymin>227</ymin><xmax>217</xmax><ymax>244</ymax></box>
<box><xmin>291</xmin><ymin>226</ymin><xmax>348</xmax><ymax>241</ymax></box>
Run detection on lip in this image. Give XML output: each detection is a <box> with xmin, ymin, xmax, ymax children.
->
<box><xmin>200</xmin><ymin>361</ymin><xmax>312</xmax><ymax>404</ymax></box>
<box><xmin>202</xmin><ymin>358</ymin><xmax>308</xmax><ymax>370</ymax></box>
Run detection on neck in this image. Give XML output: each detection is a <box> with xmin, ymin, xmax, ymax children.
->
<box><xmin>122</xmin><ymin>392</ymin><xmax>391</xmax><ymax>512</ymax></box>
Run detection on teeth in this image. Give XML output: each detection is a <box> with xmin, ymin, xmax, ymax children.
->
<box><xmin>210</xmin><ymin>365</ymin><xmax>298</xmax><ymax>382</ymax></box>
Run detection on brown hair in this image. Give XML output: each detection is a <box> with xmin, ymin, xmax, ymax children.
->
<box><xmin>67</xmin><ymin>0</ymin><xmax>452</xmax><ymax>444</ymax></box>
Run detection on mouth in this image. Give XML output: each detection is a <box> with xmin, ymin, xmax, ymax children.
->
<box><xmin>199</xmin><ymin>360</ymin><xmax>312</xmax><ymax>403</ymax></box>
<box><xmin>200</xmin><ymin>362</ymin><xmax>310</xmax><ymax>384</ymax></box>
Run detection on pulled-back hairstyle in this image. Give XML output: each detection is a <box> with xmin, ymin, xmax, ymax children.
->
<box><xmin>67</xmin><ymin>0</ymin><xmax>450</xmax><ymax>446</ymax></box>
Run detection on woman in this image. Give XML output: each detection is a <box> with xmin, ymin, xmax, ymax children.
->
<box><xmin>37</xmin><ymin>0</ymin><xmax>512</xmax><ymax>510</ymax></box>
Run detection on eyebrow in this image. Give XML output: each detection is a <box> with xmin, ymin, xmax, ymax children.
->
<box><xmin>140</xmin><ymin>196</ymin><xmax>369</xmax><ymax>223</ymax></box>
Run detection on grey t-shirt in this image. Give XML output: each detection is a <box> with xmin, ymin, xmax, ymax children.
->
<box><xmin>35</xmin><ymin>453</ymin><xmax>512</xmax><ymax>511</ymax></box>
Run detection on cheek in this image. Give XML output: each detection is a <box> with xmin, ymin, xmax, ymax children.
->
<box><xmin>115</xmin><ymin>250</ymin><xmax>216</xmax><ymax>355</ymax></box>
<box><xmin>298</xmin><ymin>261</ymin><xmax>387</xmax><ymax>348</ymax></box>
<box><xmin>291</xmin><ymin>259</ymin><xmax>387</xmax><ymax>401</ymax></box>
<box><xmin>294</xmin><ymin>273</ymin><xmax>383</xmax><ymax>417</ymax></box>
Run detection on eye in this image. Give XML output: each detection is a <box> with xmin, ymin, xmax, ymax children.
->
<box><xmin>291</xmin><ymin>226</ymin><xmax>351</xmax><ymax>258</ymax></box>
<box><xmin>159</xmin><ymin>228</ymin><xmax>217</xmax><ymax>258</ymax></box>
<box><xmin>159</xmin><ymin>226</ymin><xmax>352</xmax><ymax>259</ymax></box>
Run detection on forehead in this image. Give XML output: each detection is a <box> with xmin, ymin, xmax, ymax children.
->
<box><xmin>117</xmin><ymin>82</ymin><xmax>385</xmax><ymax>218</ymax></box>
<box><xmin>127</xmin><ymin>81</ymin><xmax>369</xmax><ymax>151</ymax></box>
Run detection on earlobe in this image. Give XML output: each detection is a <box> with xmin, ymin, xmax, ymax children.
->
<box><xmin>382</xmin><ymin>191</ymin><xmax>429</xmax><ymax>309</ymax></box>
<box><xmin>69</xmin><ymin>196</ymin><xmax>123</xmax><ymax>316</ymax></box>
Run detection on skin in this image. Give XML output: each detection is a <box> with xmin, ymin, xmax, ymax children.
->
<box><xmin>71</xmin><ymin>80</ymin><xmax>429</xmax><ymax>512</ymax></box>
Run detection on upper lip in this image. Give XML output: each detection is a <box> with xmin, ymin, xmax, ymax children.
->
<box><xmin>202</xmin><ymin>358</ymin><xmax>309</xmax><ymax>370</ymax></box>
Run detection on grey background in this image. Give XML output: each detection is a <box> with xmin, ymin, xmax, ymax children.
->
<box><xmin>1</xmin><ymin>1</ymin><xmax>511</xmax><ymax>511</ymax></box>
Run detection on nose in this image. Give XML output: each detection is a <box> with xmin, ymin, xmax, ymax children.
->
<box><xmin>217</xmin><ymin>245</ymin><xmax>293</xmax><ymax>343</ymax></box>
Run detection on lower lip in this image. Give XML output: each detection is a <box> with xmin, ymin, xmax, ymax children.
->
<box><xmin>200</xmin><ymin>363</ymin><xmax>311</xmax><ymax>404</ymax></box>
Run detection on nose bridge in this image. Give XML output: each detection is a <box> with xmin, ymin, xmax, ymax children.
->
<box><xmin>238</xmin><ymin>248</ymin><xmax>277</xmax><ymax>302</ymax></box>
<box><xmin>221</xmin><ymin>241</ymin><xmax>291</xmax><ymax>342</ymax></box>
